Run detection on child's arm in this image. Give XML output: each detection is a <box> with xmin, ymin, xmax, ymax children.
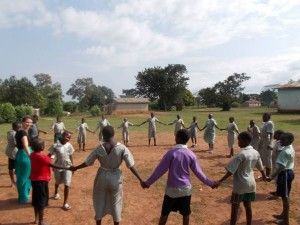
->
<box><xmin>143</xmin><ymin>153</ymin><xmax>171</xmax><ymax>188</ymax></box>
<box><xmin>190</xmin><ymin>156</ymin><xmax>216</xmax><ymax>188</ymax></box>
<box><xmin>199</xmin><ymin>125</ymin><xmax>206</xmax><ymax>131</ymax></box>
<box><xmin>218</xmin><ymin>171</ymin><xmax>233</xmax><ymax>183</ymax></box>
<box><xmin>38</xmin><ymin>128</ymin><xmax>48</xmax><ymax>134</ymax></box>
<box><xmin>139</xmin><ymin>120</ymin><xmax>147</xmax><ymax>126</ymax></box>
<box><xmin>267</xmin><ymin>164</ymin><xmax>284</xmax><ymax>182</ymax></box>
<box><xmin>69</xmin><ymin>162</ymin><xmax>89</xmax><ymax>171</ymax></box>
<box><xmin>50</xmin><ymin>164</ymin><xmax>69</xmax><ymax>170</ymax></box>
<box><xmin>129</xmin><ymin>166</ymin><xmax>143</xmax><ymax>183</ymax></box>
<box><xmin>156</xmin><ymin>119</ymin><xmax>166</xmax><ymax>125</ymax></box>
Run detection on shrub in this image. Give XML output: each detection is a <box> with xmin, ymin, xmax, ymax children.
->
<box><xmin>90</xmin><ymin>105</ymin><xmax>101</xmax><ymax>116</ymax></box>
<box><xmin>15</xmin><ymin>105</ymin><xmax>33</xmax><ymax>120</ymax></box>
<box><xmin>149</xmin><ymin>100</ymin><xmax>160</xmax><ymax>110</ymax></box>
<box><xmin>63</xmin><ymin>101</ymin><xmax>78</xmax><ymax>113</ymax></box>
<box><xmin>0</xmin><ymin>103</ymin><xmax>16</xmax><ymax>123</ymax></box>
<box><xmin>231</xmin><ymin>101</ymin><xmax>240</xmax><ymax>108</ymax></box>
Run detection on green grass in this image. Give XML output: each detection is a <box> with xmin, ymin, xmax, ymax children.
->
<box><xmin>0</xmin><ymin>107</ymin><xmax>299</xmax><ymax>148</ymax></box>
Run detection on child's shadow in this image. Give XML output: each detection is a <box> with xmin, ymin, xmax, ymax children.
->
<box><xmin>1</xmin><ymin>223</ymin><xmax>32</xmax><ymax>225</ymax></box>
<box><xmin>0</xmin><ymin>198</ymin><xmax>31</xmax><ymax>211</ymax></box>
<box><xmin>220</xmin><ymin>219</ymin><xmax>273</xmax><ymax>225</ymax></box>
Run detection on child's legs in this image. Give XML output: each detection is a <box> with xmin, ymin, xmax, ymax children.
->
<box><xmin>96</xmin><ymin>220</ymin><xmax>101</xmax><ymax>225</ymax></box>
<box><xmin>194</xmin><ymin>137</ymin><xmax>197</xmax><ymax>145</ymax></box>
<box><xmin>243</xmin><ymin>201</ymin><xmax>252</xmax><ymax>225</ymax></box>
<box><xmin>8</xmin><ymin>158</ymin><xmax>16</xmax><ymax>184</ymax></box>
<box><xmin>63</xmin><ymin>170</ymin><xmax>72</xmax><ymax>204</ymax></box>
<box><xmin>230</xmin><ymin>203</ymin><xmax>240</xmax><ymax>225</ymax></box>
<box><xmin>34</xmin><ymin>207</ymin><xmax>38</xmax><ymax>223</ymax></box>
<box><xmin>183</xmin><ymin>215</ymin><xmax>190</xmax><ymax>225</ymax></box>
<box><xmin>64</xmin><ymin>185</ymin><xmax>70</xmax><ymax>204</ymax></box>
<box><xmin>281</xmin><ymin>197</ymin><xmax>290</xmax><ymax>223</ymax></box>
<box><xmin>83</xmin><ymin>143</ymin><xmax>86</xmax><ymax>151</ymax></box>
<box><xmin>159</xmin><ymin>215</ymin><xmax>168</xmax><ymax>225</ymax></box>
<box><xmin>54</xmin><ymin>183</ymin><xmax>59</xmax><ymax>194</ymax></box>
<box><xmin>38</xmin><ymin>209</ymin><xmax>44</xmax><ymax>225</ymax></box>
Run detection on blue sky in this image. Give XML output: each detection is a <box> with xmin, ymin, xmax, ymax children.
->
<box><xmin>1</xmin><ymin>0</ymin><xmax>300</xmax><ymax>100</ymax></box>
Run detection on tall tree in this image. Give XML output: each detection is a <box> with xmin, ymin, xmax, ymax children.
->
<box><xmin>260</xmin><ymin>90</ymin><xmax>277</xmax><ymax>107</ymax></box>
<box><xmin>214</xmin><ymin>73</ymin><xmax>250</xmax><ymax>111</ymax></box>
<box><xmin>128</xmin><ymin>64</ymin><xmax>189</xmax><ymax>110</ymax></box>
<box><xmin>67</xmin><ymin>77</ymin><xmax>114</xmax><ymax>110</ymax></box>
<box><xmin>198</xmin><ymin>87</ymin><xmax>217</xmax><ymax>107</ymax></box>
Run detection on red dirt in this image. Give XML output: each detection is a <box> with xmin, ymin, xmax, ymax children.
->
<box><xmin>0</xmin><ymin>131</ymin><xmax>299</xmax><ymax>225</ymax></box>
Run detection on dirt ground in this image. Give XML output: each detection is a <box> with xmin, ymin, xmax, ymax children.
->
<box><xmin>0</xmin><ymin>131</ymin><xmax>299</xmax><ymax>225</ymax></box>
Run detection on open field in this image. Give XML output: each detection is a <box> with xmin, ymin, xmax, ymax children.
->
<box><xmin>0</xmin><ymin>108</ymin><xmax>299</xmax><ymax>225</ymax></box>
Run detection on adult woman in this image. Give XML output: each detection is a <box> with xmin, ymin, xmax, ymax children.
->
<box><xmin>15</xmin><ymin>115</ymin><xmax>33</xmax><ymax>204</ymax></box>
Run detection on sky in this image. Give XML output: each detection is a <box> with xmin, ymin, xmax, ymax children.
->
<box><xmin>0</xmin><ymin>0</ymin><xmax>300</xmax><ymax>100</ymax></box>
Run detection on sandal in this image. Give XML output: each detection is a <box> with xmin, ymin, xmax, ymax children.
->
<box><xmin>62</xmin><ymin>203</ymin><xmax>71</xmax><ymax>210</ymax></box>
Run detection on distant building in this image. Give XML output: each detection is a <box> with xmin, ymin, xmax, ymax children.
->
<box><xmin>277</xmin><ymin>80</ymin><xmax>300</xmax><ymax>112</ymax></box>
<box><xmin>243</xmin><ymin>99</ymin><xmax>261</xmax><ymax>107</ymax></box>
<box><xmin>109</xmin><ymin>97</ymin><xmax>150</xmax><ymax>113</ymax></box>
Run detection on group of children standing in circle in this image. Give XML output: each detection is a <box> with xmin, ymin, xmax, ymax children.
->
<box><xmin>4</xmin><ymin>112</ymin><xmax>295</xmax><ymax>225</ymax></box>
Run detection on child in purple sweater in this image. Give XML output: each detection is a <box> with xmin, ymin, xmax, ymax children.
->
<box><xmin>142</xmin><ymin>129</ymin><xmax>217</xmax><ymax>225</ymax></box>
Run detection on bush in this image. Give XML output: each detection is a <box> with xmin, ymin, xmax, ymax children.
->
<box><xmin>15</xmin><ymin>105</ymin><xmax>33</xmax><ymax>120</ymax></box>
<box><xmin>0</xmin><ymin>103</ymin><xmax>16</xmax><ymax>123</ymax></box>
<box><xmin>149</xmin><ymin>100</ymin><xmax>160</xmax><ymax>110</ymax></box>
<box><xmin>63</xmin><ymin>101</ymin><xmax>78</xmax><ymax>113</ymax></box>
<box><xmin>90</xmin><ymin>105</ymin><xmax>101</xmax><ymax>116</ymax></box>
<box><xmin>231</xmin><ymin>101</ymin><xmax>240</xmax><ymax>108</ymax></box>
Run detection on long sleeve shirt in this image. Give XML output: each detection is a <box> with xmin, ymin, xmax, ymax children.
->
<box><xmin>145</xmin><ymin>145</ymin><xmax>214</xmax><ymax>189</ymax></box>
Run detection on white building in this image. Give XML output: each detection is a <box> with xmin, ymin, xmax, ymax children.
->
<box><xmin>277</xmin><ymin>81</ymin><xmax>300</xmax><ymax>112</ymax></box>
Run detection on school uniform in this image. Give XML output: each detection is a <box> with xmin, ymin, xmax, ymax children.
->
<box><xmin>204</xmin><ymin>119</ymin><xmax>217</xmax><ymax>144</ymax></box>
<box><xmin>226</xmin><ymin>145</ymin><xmax>264</xmax><ymax>203</ymax></box>
<box><xmin>145</xmin><ymin>144</ymin><xmax>214</xmax><ymax>216</ymax></box>
<box><xmin>247</xmin><ymin>125</ymin><xmax>260</xmax><ymax>150</ymax></box>
<box><xmin>258</xmin><ymin>121</ymin><xmax>274</xmax><ymax>169</ymax></box>
<box><xmin>28</xmin><ymin>123</ymin><xmax>39</xmax><ymax>144</ymax></box>
<box><xmin>52</xmin><ymin>122</ymin><xmax>66</xmax><ymax>143</ymax></box>
<box><xmin>96</xmin><ymin>119</ymin><xmax>110</xmax><ymax>141</ymax></box>
<box><xmin>30</xmin><ymin>152</ymin><xmax>51</xmax><ymax>210</ymax></box>
<box><xmin>120</xmin><ymin>121</ymin><xmax>133</xmax><ymax>142</ymax></box>
<box><xmin>5</xmin><ymin>130</ymin><xmax>17</xmax><ymax>171</ymax></box>
<box><xmin>172</xmin><ymin>119</ymin><xmax>184</xmax><ymax>136</ymax></box>
<box><xmin>189</xmin><ymin>122</ymin><xmax>198</xmax><ymax>138</ymax></box>
<box><xmin>147</xmin><ymin>117</ymin><xmax>159</xmax><ymax>139</ymax></box>
<box><xmin>84</xmin><ymin>143</ymin><xmax>135</xmax><ymax>222</ymax></box>
<box><xmin>48</xmin><ymin>142</ymin><xmax>74</xmax><ymax>186</ymax></box>
<box><xmin>275</xmin><ymin>145</ymin><xmax>295</xmax><ymax>197</ymax></box>
<box><xmin>226</xmin><ymin>122</ymin><xmax>239</xmax><ymax>149</ymax></box>
<box><xmin>77</xmin><ymin>122</ymin><xmax>89</xmax><ymax>144</ymax></box>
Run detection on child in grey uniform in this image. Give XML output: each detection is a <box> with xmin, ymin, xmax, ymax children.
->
<box><xmin>247</xmin><ymin>120</ymin><xmax>260</xmax><ymax>150</ymax></box>
<box><xmin>77</xmin><ymin>118</ymin><xmax>94</xmax><ymax>151</ymax></box>
<box><xmin>94</xmin><ymin>115</ymin><xmax>110</xmax><ymax>141</ymax></box>
<box><xmin>70</xmin><ymin>126</ymin><xmax>143</xmax><ymax>225</ymax></box>
<box><xmin>221</xmin><ymin>117</ymin><xmax>239</xmax><ymax>157</ymax></box>
<box><xmin>139</xmin><ymin>112</ymin><xmax>165</xmax><ymax>146</ymax></box>
<box><xmin>258</xmin><ymin>113</ymin><xmax>274</xmax><ymax>177</ymax></box>
<box><xmin>200</xmin><ymin>114</ymin><xmax>220</xmax><ymax>153</ymax></box>
<box><xmin>50</xmin><ymin>116</ymin><xmax>72</xmax><ymax>143</ymax></box>
<box><xmin>5</xmin><ymin>122</ymin><xmax>21</xmax><ymax>186</ymax></box>
<box><xmin>168</xmin><ymin>115</ymin><xmax>185</xmax><ymax>136</ymax></box>
<box><xmin>118</xmin><ymin>118</ymin><xmax>134</xmax><ymax>146</ymax></box>
<box><xmin>186</xmin><ymin>116</ymin><xmax>200</xmax><ymax>148</ymax></box>
<box><xmin>217</xmin><ymin>132</ymin><xmax>266</xmax><ymax>225</ymax></box>
<box><xmin>48</xmin><ymin>132</ymin><xmax>74</xmax><ymax>210</ymax></box>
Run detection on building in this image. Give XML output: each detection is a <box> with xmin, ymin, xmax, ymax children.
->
<box><xmin>277</xmin><ymin>80</ymin><xmax>300</xmax><ymax>112</ymax></box>
<box><xmin>243</xmin><ymin>99</ymin><xmax>261</xmax><ymax>107</ymax></box>
<box><xmin>110</xmin><ymin>97</ymin><xmax>150</xmax><ymax>113</ymax></box>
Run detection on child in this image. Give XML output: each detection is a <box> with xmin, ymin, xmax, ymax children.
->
<box><xmin>168</xmin><ymin>115</ymin><xmax>185</xmax><ymax>136</ymax></box>
<box><xmin>258</xmin><ymin>113</ymin><xmax>274</xmax><ymax>177</ymax></box>
<box><xmin>221</xmin><ymin>117</ymin><xmax>239</xmax><ymax>158</ymax></box>
<box><xmin>94</xmin><ymin>115</ymin><xmax>110</xmax><ymax>141</ymax></box>
<box><xmin>30</xmin><ymin>138</ymin><xmax>69</xmax><ymax>225</ymax></box>
<box><xmin>50</xmin><ymin>116</ymin><xmax>71</xmax><ymax>143</ymax></box>
<box><xmin>5</xmin><ymin>122</ymin><xmax>21</xmax><ymax>186</ymax></box>
<box><xmin>139</xmin><ymin>112</ymin><xmax>166</xmax><ymax>146</ymax></box>
<box><xmin>217</xmin><ymin>131</ymin><xmax>266</xmax><ymax>225</ymax></box>
<box><xmin>77</xmin><ymin>118</ymin><xmax>94</xmax><ymax>151</ymax></box>
<box><xmin>200</xmin><ymin>114</ymin><xmax>220</xmax><ymax>153</ymax></box>
<box><xmin>267</xmin><ymin>132</ymin><xmax>295</xmax><ymax>225</ymax></box>
<box><xmin>186</xmin><ymin>116</ymin><xmax>200</xmax><ymax>147</ymax></box>
<box><xmin>28</xmin><ymin>115</ymin><xmax>47</xmax><ymax>144</ymax></box>
<box><xmin>70</xmin><ymin>126</ymin><xmax>143</xmax><ymax>225</ymax></box>
<box><xmin>142</xmin><ymin>129</ymin><xmax>217</xmax><ymax>225</ymax></box>
<box><xmin>267</xmin><ymin>130</ymin><xmax>284</xmax><ymax>200</ymax></box>
<box><xmin>118</xmin><ymin>117</ymin><xmax>134</xmax><ymax>146</ymax></box>
<box><xmin>48</xmin><ymin>131</ymin><xmax>74</xmax><ymax>210</ymax></box>
<box><xmin>247</xmin><ymin>120</ymin><xmax>260</xmax><ymax>150</ymax></box>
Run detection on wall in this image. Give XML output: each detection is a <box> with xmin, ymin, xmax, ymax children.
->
<box><xmin>114</xmin><ymin>103</ymin><xmax>148</xmax><ymax>111</ymax></box>
<box><xmin>278</xmin><ymin>89</ymin><xmax>300</xmax><ymax>112</ymax></box>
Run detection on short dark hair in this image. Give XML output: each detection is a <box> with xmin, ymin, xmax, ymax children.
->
<box><xmin>274</xmin><ymin>130</ymin><xmax>284</xmax><ymax>140</ymax></box>
<box><xmin>12</xmin><ymin>122</ymin><xmax>20</xmax><ymax>130</ymax></box>
<box><xmin>102</xmin><ymin>126</ymin><xmax>115</xmax><ymax>141</ymax></box>
<box><xmin>22</xmin><ymin>115</ymin><xmax>32</xmax><ymax>122</ymax></box>
<box><xmin>280</xmin><ymin>132</ymin><xmax>294</xmax><ymax>146</ymax></box>
<box><xmin>176</xmin><ymin>129</ymin><xmax>190</xmax><ymax>144</ymax></box>
<box><xmin>238</xmin><ymin>131</ymin><xmax>252</xmax><ymax>146</ymax></box>
<box><xmin>31</xmin><ymin>138</ymin><xmax>45</xmax><ymax>152</ymax></box>
<box><xmin>263</xmin><ymin>112</ymin><xmax>271</xmax><ymax>119</ymax></box>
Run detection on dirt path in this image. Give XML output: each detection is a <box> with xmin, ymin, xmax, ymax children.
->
<box><xmin>0</xmin><ymin>131</ymin><xmax>299</xmax><ymax>225</ymax></box>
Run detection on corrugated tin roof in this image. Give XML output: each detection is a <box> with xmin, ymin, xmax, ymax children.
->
<box><xmin>277</xmin><ymin>81</ymin><xmax>300</xmax><ymax>89</ymax></box>
<box><xmin>114</xmin><ymin>97</ymin><xmax>150</xmax><ymax>103</ymax></box>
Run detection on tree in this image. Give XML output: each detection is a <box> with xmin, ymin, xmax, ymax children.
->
<box><xmin>0</xmin><ymin>76</ymin><xmax>42</xmax><ymax>107</ymax></box>
<box><xmin>183</xmin><ymin>89</ymin><xmax>195</xmax><ymax>106</ymax></box>
<box><xmin>198</xmin><ymin>87</ymin><xmax>217</xmax><ymax>107</ymax></box>
<box><xmin>67</xmin><ymin>78</ymin><xmax>114</xmax><ymax>110</ymax></box>
<box><xmin>122</xmin><ymin>88</ymin><xmax>138</xmax><ymax>97</ymax></box>
<box><xmin>44</xmin><ymin>91</ymin><xmax>63</xmax><ymax>116</ymax></box>
<box><xmin>214</xmin><ymin>73</ymin><xmax>250</xmax><ymax>111</ymax></box>
<box><xmin>129</xmin><ymin>64</ymin><xmax>189</xmax><ymax>111</ymax></box>
<box><xmin>239</xmin><ymin>93</ymin><xmax>250</xmax><ymax>103</ymax></box>
<box><xmin>260</xmin><ymin>90</ymin><xmax>277</xmax><ymax>107</ymax></box>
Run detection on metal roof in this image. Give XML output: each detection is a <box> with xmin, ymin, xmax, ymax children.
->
<box><xmin>277</xmin><ymin>81</ymin><xmax>300</xmax><ymax>89</ymax></box>
<box><xmin>114</xmin><ymin>97</ymin><xmax>150</xmax><ymax>103</ymax></box>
